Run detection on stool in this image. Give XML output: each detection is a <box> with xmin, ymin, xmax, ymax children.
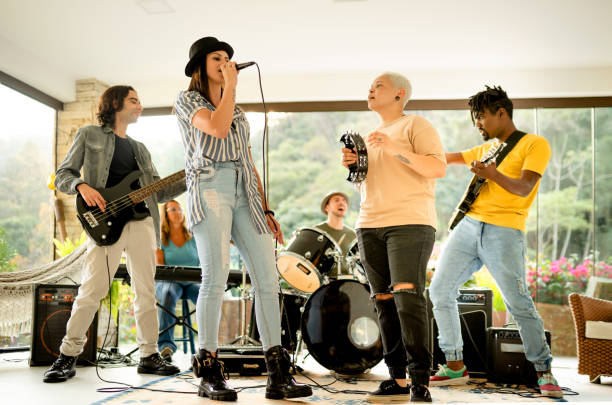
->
<box><xmin>174</xmin><ymin>298</ymin><xmax>196</xmax><ymax>354</ymax></box>
<box><xmin>157</xmin><ymin>297</ymin><xmax>197</xmax><ymax>355</ymax></box>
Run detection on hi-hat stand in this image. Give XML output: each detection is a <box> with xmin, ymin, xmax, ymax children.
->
<box><xmin>217</xmin><ymin>264</ymin><xmax>266</xmax><ymax>375</ymax></box>
<box><xmin>227</xmin><ymin>264</ymin><xmax>262</xmax><ymax>348</ymax></box>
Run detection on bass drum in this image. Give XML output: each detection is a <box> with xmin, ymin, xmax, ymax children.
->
<box><xmin>301</xmin><ymin>279</ymin><xmax>382</xmax><ymax>375</ymax></box>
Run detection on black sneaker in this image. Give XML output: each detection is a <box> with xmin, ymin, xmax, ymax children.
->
<box><xmin>365</xmin><ymin>379</ymin><xmax>410</xmax><ymax>403</ymax></box>
<box><xmin>137</xmin><ymin>353</ymin><xmax>180</xmax><ymax>376</ymax></box>
<box><xmin>410</xmin><ymin>384</ymin><xmax>432</xmax><ymax>402</ymax></box>
<box><xmin>43</xmin><ymin>354</ymin><xmax>77</xmax><ymax>383</ymax></box>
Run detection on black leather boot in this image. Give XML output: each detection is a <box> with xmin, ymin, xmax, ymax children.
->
<box><xmin>264</xmin><ymin>345</ymin><xmax>312</xmax><ymax>399</ymax></box>
<box><xmin>191</xmin><ymin>349</ymin><xmax>237</xmax><ymax>401</ymax></box>
<box><xmin>43</xmin><ymin>353</ymin><xmax>77</xmax><ymax>383</ymax></box>
<box><xmin>137</xmin><ymin>352</ymin><xmax>180</xmax><ymax>375</ymax></box>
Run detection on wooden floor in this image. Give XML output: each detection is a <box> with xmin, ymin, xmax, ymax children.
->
<box><xmin>0</xmin><ymin>346</ymin><xmax>610</xmax><ymax>404</ymax></box>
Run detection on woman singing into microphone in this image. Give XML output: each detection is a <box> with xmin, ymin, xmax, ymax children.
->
<box><xmin>174</xmin><ymin>36</ymin><xmax>311</xmax><ymax>402</ymax></box>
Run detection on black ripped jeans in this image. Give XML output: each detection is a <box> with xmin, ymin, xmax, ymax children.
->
<box><xmin>357</xmin><ymin>225</ymin><xmax>435</xmax><ymax>386</ymax></box>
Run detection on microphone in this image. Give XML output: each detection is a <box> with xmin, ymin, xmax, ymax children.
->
<box><xmin>236</xmin><ymin>61</ymin><xmax>256</xmax><ymax>70</ymax></box>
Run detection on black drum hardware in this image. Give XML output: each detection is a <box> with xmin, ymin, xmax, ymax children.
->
<box><xmin>340</xmin><ymin>131</ymin><xmax>368</xmax><ymax>184</ymax></box>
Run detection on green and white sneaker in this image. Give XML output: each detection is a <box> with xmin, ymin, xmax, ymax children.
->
<box><xmin>537</xmin><ymin>372</ymin><xmax>563</xmax><ymax>398</ymax></box>
<box><xmin>429</xmin><ymin>364</ymin><xmax>469</xmax><ymax>386</ymax></box>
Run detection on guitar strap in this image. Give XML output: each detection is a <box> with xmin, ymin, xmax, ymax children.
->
<box><xmin>491</xmin><ymin>130</ymin><xmax>526</xmax><ymax>168</ymax></box>
<box><xmin>470</xmin><ymin>130</ymin><xmax>526</xmax><ymax>202</ymax></box>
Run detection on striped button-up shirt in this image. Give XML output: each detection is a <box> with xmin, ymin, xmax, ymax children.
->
<box><xmin>174</xmin><ymin>90</ymin><xmax>269</xmax><ymax>234</ymax></box>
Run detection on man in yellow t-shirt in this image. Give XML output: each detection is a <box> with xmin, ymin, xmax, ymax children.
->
<box><xmin>428</xmin><ymin>86</ymin><xmax>563</xmax><ymax>398</ymax></box>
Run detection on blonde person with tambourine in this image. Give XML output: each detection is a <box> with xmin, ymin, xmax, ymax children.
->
<box><xmin>342</xmin><ymin>72</ymin><xmax>446</xmax><ymax>403</ymax></box>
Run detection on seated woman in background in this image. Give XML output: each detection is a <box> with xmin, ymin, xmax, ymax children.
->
<box><xmin>155</xmin><ymin>199</ymin><xmax>200</xmax><ymax>362</ymax></box>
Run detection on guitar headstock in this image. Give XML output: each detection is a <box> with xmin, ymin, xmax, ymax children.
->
<box><xmin>481</xmin><ymin>142</ymin><xmax>507</xmax><ymax>165</ymax></box>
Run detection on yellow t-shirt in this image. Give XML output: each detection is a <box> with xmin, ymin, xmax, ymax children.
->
<box><xmin>356</xmin><ymin>115</ymin><xmax>446</xmax><ymax>229</ymax></box>
<box><xmin>461</xmin><ymin>133</ymin><xmax>551</xmax><ymax>231</ymax></box>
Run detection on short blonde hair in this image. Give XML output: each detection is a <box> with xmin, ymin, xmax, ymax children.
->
<box><xmin>381</xmin><ymin>72</ymin><xmax>412</xmax><ymax>108</ymax></box>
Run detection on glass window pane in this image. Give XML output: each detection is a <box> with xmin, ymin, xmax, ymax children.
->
<box><xmin>0</xmin><ymin>84</ymin><xmax>55</xmax><ymax>270</ymax></box>
<box><xmin>594</xmin><ymin>107</ymin><xmax>612</xmax><ymax>288</ymax></box>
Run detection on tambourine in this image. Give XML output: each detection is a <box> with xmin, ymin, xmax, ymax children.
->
<box><xmin>340</xmin><ymin>131</ymin><xmax>368</xmax><ymax>184</ymax></box>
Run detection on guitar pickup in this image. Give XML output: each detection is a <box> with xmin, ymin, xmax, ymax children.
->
<box><xmin>83</xmin><ymin>211</ymin><xmax>99</xmax><ymax>227</ymax></box>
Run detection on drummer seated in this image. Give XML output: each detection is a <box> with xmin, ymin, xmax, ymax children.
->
<box><xmin>315</xmin><ymin>191</ymin><xmax>357</xmax><ymax>279</ymax></box>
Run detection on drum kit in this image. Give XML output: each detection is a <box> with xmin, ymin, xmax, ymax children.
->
<box><xmin>272</xmin><ymin>226</ymin><xmax>383</xmax><ymax>375</ymax></box>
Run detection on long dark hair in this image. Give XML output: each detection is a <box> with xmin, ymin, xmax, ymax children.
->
<box><xmin>97</xmin><ymin>85</ymin><xmax>135</xmax><ymax>127</ymax></box>
<box><xmin>468</xmin><ymin>85</ymin><xmax>514</xmax><ymax>125</ymax></box>
<box><xmin>187</xmin><ymin>61</ymin><xmax>212</xmax><ymax>102</ymax></box>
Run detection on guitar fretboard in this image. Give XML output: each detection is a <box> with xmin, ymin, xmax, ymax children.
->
<box><xmin>128</xmin><ymin>170</ymin><xmax>186</xmax><ymax>203</ymax></box>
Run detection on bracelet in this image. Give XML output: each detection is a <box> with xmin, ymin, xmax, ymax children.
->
<box><xmin>264</xmin><ymin>210</ymin><xmax>275</xmax><ymax>217</ymax></box>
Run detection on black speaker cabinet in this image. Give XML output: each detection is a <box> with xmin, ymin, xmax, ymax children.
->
<box><xmin>29</xmin><ymin>283</ymin><xmax>98</xmax><ymax>366</ymax></box>
<box><xmin>487</xmin><ymin>327</ymin><xmax>551</xmax><ymax>387</ymax></box>
<box><xmin>426</xmin><ymin>288</ymin><xmax>493</xmax><ymax>378</ymax></box>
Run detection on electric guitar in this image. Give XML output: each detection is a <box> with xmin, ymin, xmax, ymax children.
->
<box><xmin>76</xmin><ymin>170</ymin><xmax>186</xmax><ymax>246</ymax></box>
<box><xmin>340</xmin><ymin>131</ymin><xmax>368</xmax><ymax>184</ymax></box>
<box><xmin>448</xmin><ymin>142</ymin><xmax>506</xmax><ymax>231</ymax></box>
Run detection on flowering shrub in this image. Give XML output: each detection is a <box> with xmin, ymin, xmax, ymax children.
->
<box><xmin>526</xmin><ymin>255</ymin><xmax>612</xmax><ymax>305</ymax></box>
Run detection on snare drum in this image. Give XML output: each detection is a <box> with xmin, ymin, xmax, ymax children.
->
<box><xmin>276</xmin><ymin>227</ymin><xmax>341</xmax><ymax>293</ymax></box>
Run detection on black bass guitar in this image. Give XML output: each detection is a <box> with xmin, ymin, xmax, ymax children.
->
<box><xmin>340</xmin><ymin>131</ymin><xmax>368</xmax><ymax>184</ymax></box>
<box><xmin>448</xmin><ymin>142</ymin><xmax>506</xmax><ymax>231</ymax></box>
<box><xmin>76</xmin><ymin>170</ymin><xmax>186</xmax><ymax>246</ymax></box>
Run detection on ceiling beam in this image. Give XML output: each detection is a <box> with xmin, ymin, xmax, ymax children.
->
<box><xmin>0</xmin><ymin>70</ymin><xmax>64</xmax><ymax>111</ymax></box>
<box><xmin>142</xmin><ymin>97</ymin><xmax>612</xmax><ymax>116</ymax></box>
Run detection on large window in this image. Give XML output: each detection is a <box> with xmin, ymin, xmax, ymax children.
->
<box><xmin>0</xmin><ymin>84</ymin><xmax>55</xmax><ymax>272</ymax></box>
<box><xmin>127</xmin><ymin>104</ymin><xmax>612</xmax><ymax>353</ymax></box>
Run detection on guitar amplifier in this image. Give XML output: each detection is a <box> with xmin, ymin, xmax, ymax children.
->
<box><xmin>426</xmin><ymin>288</ymin><xmax>492</xmax><ymax>378</ymax></box>
<box><xmin>29</xmin><ymin>283</ymin><xmax>98</xmax><ymax>366</ymax></box>
<box><xmin>487</xmin><ymin>327</ymin><xmax>551</xmax><ymax>386</ymax></box>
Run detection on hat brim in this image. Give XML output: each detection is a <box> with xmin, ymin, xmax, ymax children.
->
<box><xmin>184</xmin><ymin>41</ymin><xmax>234</xmax><ymax>77</ymax></box>
<box><xmin>321</xmin><ymin>192</ymin><xmax>350</xmax><ymax>215</ymax></box>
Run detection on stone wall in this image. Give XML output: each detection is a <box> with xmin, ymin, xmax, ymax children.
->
<box><xmin>54</xmin><ymin>79</ymin><xmax>108</xmax><ymax>243</ymax></box>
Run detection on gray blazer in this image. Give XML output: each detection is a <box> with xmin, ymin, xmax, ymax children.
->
<box><xmin>55</xmin><ymin>124</ymin><xmax>186</xmax><ymax>247</ymax></box>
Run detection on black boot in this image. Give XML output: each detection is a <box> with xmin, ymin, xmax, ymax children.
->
<box><xmin>192</xmin><ymin>349</ymin><xmax>237</xmax><ymax>401</ymax></box>
<box><xmin>264</xmin><ymin>345</ymin><xmax>312</xmax><ymax>399</ymax></box>
<box><xmin>137</xmin><ymin>353</ymin><xmax>180</xmax><ymax>375</ymax></box>
<box><xmin>43</xmin><ymin>353</ymin><xmax>77</xmax><ymax>383</ymax></box>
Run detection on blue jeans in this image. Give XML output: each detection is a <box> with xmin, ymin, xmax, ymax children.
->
<box><xmin>155</xmin><ymin>281</ymin><xmax>199</xmax><ymax>352</ymax></box>
<box><xmin>429</xmin><ymin>216</ymin><xmax>552</xmax><ymax>371</ymax></box>
<box><xmin>192</xmin><ymin>161</ymin><xmax>281</xmax><ymax>352</ymax></box>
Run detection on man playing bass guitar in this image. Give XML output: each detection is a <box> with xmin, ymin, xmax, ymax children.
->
<box><xmin>44</xmin><ymin>85</ymin><xmax>186</xmax><ymax>383</ymax></box>
<box><xmin>428</xmin><ymin>86</ymin><xmax>563</xmax><ymax>398</ymax></box>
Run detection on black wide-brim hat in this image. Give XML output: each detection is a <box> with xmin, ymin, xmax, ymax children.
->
<box><xmin>185</xmin><ymin>36</ymin><xmax>234</xmax><ymax>77</ymax></box>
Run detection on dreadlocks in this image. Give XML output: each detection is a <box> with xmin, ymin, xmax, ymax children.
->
<box><xmin>468</xmin><ymin>85</ymin><xmax>513</xmax><ymax>125</ymax></box>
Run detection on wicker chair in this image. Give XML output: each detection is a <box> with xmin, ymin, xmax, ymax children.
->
<box><xmin>568</xmin><ymin>293</ymin><xmax>612</xmax><ymax>383</ymax></box>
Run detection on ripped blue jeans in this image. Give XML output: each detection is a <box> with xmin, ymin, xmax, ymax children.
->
<box><xmin>429</xmin><ymin>216</ymin><xmax>552</xmax><ymax>371</ymax></box>
<box><xmin>191</xmin><ymin>161</ymin><xmax>281</xmax><ymax>352</ymax></box>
